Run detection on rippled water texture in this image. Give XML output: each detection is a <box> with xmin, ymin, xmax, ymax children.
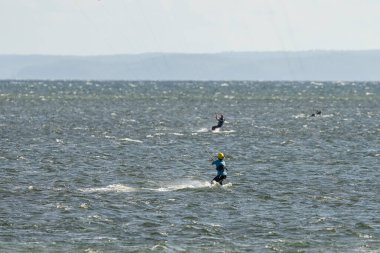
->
<box><xmin>0</xmin><ymin>80</ymin><xmax>379</xmax><ymax>252</ymax></box>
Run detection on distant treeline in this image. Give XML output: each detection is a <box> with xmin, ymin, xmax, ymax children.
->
<box><xmin>1</xmin><ymin>50</ymin><xmax>380</xmax><ymax>81</ymax></box>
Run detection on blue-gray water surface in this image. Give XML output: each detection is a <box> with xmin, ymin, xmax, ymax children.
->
<box><xmin>0</xmin><ymin>80</ymin><xmax>379</xmax><ymax>252</ymax></box>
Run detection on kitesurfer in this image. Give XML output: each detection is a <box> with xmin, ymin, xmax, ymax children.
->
<box><xmin>211</xmin><ymin>114</ymin><xmax>224</xmax><ymax>131</ymax></box>
<box><xmin>310</xmin><ymin>110</ymin><xmax>322</xmax><ymax>117</ymax></box>
<box><xmin>211</xmin><ymin>152</ymin><xmax>227</xmax><ymax>185</ymax></box>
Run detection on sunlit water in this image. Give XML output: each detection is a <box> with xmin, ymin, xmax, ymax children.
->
<box><xmin>0</xmin><ymin>80</ymin><xmax>379</xmax><ymax>252</ymax></box>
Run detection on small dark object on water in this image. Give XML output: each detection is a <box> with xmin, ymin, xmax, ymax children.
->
<box><xmin>311</xmin><ymin>110</ymin><xmax>322</xmax><ymax>117</ymax></box>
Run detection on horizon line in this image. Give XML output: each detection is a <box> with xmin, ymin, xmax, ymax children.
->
<box><xmin>1</xmin><ymin>49</ymin><xmax>380</xmax><ymax>57</ymax></box>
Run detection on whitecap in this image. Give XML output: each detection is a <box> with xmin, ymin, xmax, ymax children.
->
<box><xmin>80</xmin><ymin>203</ymin><xmax>89</xmax><ymax>209</ymax></box>
<box><xmin>293</xmin><ymin>114</ymin><xmax>306</xmax><ymax>119</ymax></box>
<box><xmin>171</xmin><ymin>133</ymin><xmax>184</xmax><ymax>136</ymax></box>
<box><xmin>196</xmin><ymin>128</ymin><xmax>209</xmax><ymax>133</ymax></box>
<box><xmin>56</xmin><ymin>203</ymin><xmax>72</xmax><ymax>211</ymax></box>
<box><xmin>119</xmin><ymin>138</ymin><xmax>143</xmax><ymax>143</ymax></box>
<box><xmin>79</xmin><ymin>184</ymin><xmax>136</xmax><ymax>193</ymax></box>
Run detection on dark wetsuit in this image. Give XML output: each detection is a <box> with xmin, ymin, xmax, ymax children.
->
<box><xmin>211</xmin><ymin>159</ymin><xmax>227</xmax><ymax>185</ymax></box>
<box><xmin>212</xmin><ymin>116</ymin><xmax>224</xmax><ymax>130</ymax></box>
<box><xmin>310</xmin><ymin>110</ymin><xmax>322</xmax><ymax>117</ymax></box>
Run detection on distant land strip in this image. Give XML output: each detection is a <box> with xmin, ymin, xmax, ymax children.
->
<box><xmin>1</xmin><ymin>50</ymin><xmax>380</xmax><ymax>81</ymax></box>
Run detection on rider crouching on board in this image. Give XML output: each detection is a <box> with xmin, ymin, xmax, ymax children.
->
<box><xmin>211</xmin><ymin>152</ymin><xmax>227</xmax><ymax>185</ymax></box>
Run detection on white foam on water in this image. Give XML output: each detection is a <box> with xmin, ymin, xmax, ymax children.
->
<box><xmin>119</xmin><ymin>138</ymin><xmax>143</xmax><ymax>143</ymax></box>
<box><xmin>79</xmin><ymin>184</ymin><xmax>136</xmax><ymax>193</ymax></box>
<box><xmin>154</xmin><ymin>179</ymin><xmax>233</xmax><ymax>192</ymax></box>
<box><xmin>156</xmin><ymin>179</ymin><xmax>211</xmax><ymax>192</ymax></box>
<box><xmin>212</xmin><ymin>129</ymin><xmax>236</xmax><ymax>134</ymax></box>
<box><xmin>196</xmin><ymin>128</ymin><xmax>209</xmax><ymax>133</ymax></box>
<box><xmin>222</xmin><ymin>182</ymin><xmax>233</xmax><ymax>188</ymax></box>
<box><xmin>210</xmin><ymin>181</ymin><xmax>233</xmax><ymax>188</ymax></box>
<box><xmin>56</xmin><ymin>203</ymin><xmax>73</xmax><ymax>211</ymax></box>
<box><xmin>293</xmin><ymin>114</ymin><xmax>307</xmax><ymax>119</ymax></box>
<box><xmin>171</xmin><ymin>133</ymin><xmax>184</xmax><ymax>136</ymax></box>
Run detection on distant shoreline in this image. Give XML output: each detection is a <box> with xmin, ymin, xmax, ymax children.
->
<box><xmin>1</xmin><ymin>50</ymin><xmax>380</xmax><ymax>81</ymax></box>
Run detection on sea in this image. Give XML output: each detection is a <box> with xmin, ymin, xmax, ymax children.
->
<box><xmin>0</xmin><ymin>80</ymin><xmax>379</xmax><ymax>253</ymax></box>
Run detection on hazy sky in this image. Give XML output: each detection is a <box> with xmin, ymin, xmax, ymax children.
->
<box><xmin>1</xmin><ymin>0</ymin><xmax>379</xmax><ymax>55</ymax></box>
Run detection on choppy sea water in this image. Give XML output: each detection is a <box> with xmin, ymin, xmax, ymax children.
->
<box><xmin>0</xmin><ymin>80</ymin><xmax>379</xmax><ymax>252</ymax></box>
